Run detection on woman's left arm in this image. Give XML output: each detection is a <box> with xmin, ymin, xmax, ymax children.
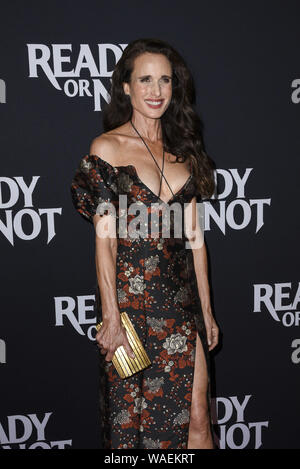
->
<box><xmin>185</xmin><ymin>196</ymin><xmax>219</xmax><ymax>351</ymax></box>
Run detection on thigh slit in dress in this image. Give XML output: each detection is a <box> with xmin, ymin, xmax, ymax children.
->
<box><xmin>71</xmin><ymin>154</ymin><xmax>213</xmax><ymax>449</ymax></box>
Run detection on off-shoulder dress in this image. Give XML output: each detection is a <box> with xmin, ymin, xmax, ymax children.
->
<box><xmin>71</xmin><ymin>153</ymin><xmax>212</xmax><ymax>449</ymax></box>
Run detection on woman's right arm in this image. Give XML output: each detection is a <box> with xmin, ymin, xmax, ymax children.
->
<box><xmin>93</xmin><ymin>206</ymin><xmax>135</xmax><ymax>363</ymax></box>
<box><xmin>90</xmin><ymin>136</ymin><xmax>135</xmax><ymax>362</ymax></box>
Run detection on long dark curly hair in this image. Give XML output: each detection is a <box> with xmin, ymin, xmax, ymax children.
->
<box><xmin>102</xmin><ymin>38</ymin><xmax>215</xmax><ymax>199</ymax></box>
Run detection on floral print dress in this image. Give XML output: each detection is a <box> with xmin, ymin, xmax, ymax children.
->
<box><xmin>71</xmin><ymin>153</ymin><xmax>212</xmax><ymax>449</ymax></box>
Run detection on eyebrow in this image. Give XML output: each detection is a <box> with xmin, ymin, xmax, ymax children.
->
<box><xmin>138</xmin><ymin>74</ymin><xmax>172</xmax><ymax>79</ymax></box>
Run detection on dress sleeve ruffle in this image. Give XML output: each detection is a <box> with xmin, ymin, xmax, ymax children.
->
<box><xmin>70</xmin><ymin>154</ymin><xmax>119</xmax><ymax>224</ymax></box>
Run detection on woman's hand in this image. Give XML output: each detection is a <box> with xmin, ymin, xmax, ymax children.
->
<box><xmin>96</xmin><ymin>318</ymin><xmax>135</xmax><ymax>362</ymax></box>
<box><xmin>203</xmin><ymin>312</ymin><xmax>219</xmax><ymax>351</ymax></box>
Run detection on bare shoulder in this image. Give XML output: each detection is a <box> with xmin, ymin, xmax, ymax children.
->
<box><xmin>89</xmin><ymin>133</ymin><xmax>119</xmax><ymax>166</ymax></box>
<box><xmin>89</xmin><ymin>124</ymin><xmax>131</xmax><ymax>165</ymax></box>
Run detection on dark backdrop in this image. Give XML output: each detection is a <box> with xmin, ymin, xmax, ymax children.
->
<box><xmin>0</xmin><ymin>0</ymin><xmax>299</xmax><ymax>449</ymax></box>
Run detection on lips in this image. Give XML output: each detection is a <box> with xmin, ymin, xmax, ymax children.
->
<box><xmin>145</xmin><ymin>99</ymin><xmax>164</xmax><ymax>108</ymax></box>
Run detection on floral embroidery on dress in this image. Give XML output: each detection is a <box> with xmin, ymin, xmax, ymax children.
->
<box><xmin>173</xmin><ymin>408</ymin><xmax>190</xmax><ymax>425</ymax></box>
<box><xmin>128</xmin><ymin>274</ymin><xmax>146</xmax><ymax>295</ymax></box>
<box><xmin>144</xmin><ymin>255</ymin><xmax>160</xmax><ymax>272</ymax></box>
<box><xmin>162</xmin><ymin>333</ymin><xmax>188</xmax><ymax>355</ymax></box>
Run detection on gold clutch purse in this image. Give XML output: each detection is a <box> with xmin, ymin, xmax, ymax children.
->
<box><xmin>96</xmin><ymin>311</ymin><xmax>151</xmax><ymax>379</ymax></box>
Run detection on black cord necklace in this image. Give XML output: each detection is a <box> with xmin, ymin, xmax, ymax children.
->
<box><xmin>130</xmin><ymin>119</ymin><xmax>175</xmax><ymax>202</ymax></box>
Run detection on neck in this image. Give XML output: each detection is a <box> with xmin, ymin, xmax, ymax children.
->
<box><xmin>130</xmin><ymin>114</ymin><xmax>162</xmax><ymax>143</ymax></box>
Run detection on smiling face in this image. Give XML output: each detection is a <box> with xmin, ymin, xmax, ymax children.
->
<box><xmin>123</xmin><ymin>52</ymin><xmax>173</xmax><ymax>119</ymax></box>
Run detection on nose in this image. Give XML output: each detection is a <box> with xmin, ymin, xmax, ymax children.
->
<box><xmin>150</xmin><ymin>80</ymin><xmax>162</xmax><ymax>97</ymax></box>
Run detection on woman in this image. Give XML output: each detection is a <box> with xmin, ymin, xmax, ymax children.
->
<box><xmin>71</xmin><ymin>38</ymin><xmax>219</xmax><ymax>449</ymax></box>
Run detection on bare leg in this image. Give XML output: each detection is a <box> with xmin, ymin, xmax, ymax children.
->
<box><xmin>187</xmin><ymin>332</ymin><xmax>214</xmax><ymax>449</ymax></box>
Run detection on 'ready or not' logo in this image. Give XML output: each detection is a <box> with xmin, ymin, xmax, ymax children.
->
<box><xmin>212</xmin><ymin>394</ymin><xmax>269</xmax><ymax>449</ymax></box>
<box><xmin>27</xmin><ymin>43</ymin><xmax>128</xmax><ymax>111</ymax></box>
<box><xmin>208</xmin><ymin>168</ymin><xmax>271</xmax><ymax>234</ymax></box>
<box><xmin>0</xmin><ymin>412</ymin><xmax>72</xmax><ymax>449</ymax></box>
<box><xmin>0</xmin><ymin>176</ymin><xmax>62</xmax><ymax>245</ymax></box>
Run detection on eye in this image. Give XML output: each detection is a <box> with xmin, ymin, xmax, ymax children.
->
<box><xmin>141</xmin><ymin>77</ymin><xmax>151</xmax><ymax>83</ymax></box>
